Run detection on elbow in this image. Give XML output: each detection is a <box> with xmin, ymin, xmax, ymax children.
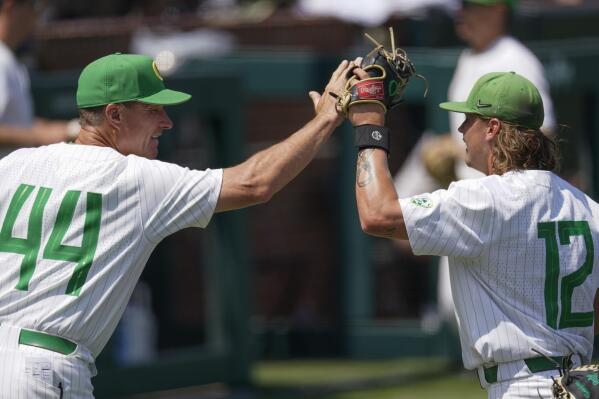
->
<box><xmin>238</xmin><ymin>160</ymin><xmax>277</xmax><ymax>206</ymax></box>
<box><xmin>359</xmin><ymin>210</ymin><xmax>390</xmax><ymax>237</ymax></box>
<box><xmin>250</xmin><ymin>184</ymin><xmax>274</xmax><ymax>205</ymax></box>
<box><xmin>242</xmin><ymin>176</ymin><xmax>275</xmax><ymax>206</ymax></box>
<box><xmin>358</xmin><ymin>205</ymin><xmax>406</xmax><ymax>239</ymax></box>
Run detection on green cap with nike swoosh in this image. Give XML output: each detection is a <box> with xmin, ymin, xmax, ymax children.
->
<box><xmin>439</xmin><ymin>71</ymin><xmax>544</xmax><ymax>130</ymax></box>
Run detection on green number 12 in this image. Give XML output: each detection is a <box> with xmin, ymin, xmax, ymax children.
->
<box><xmin>538</xmin><ymin>221</ymin><xmax>594</xmax><ymax>329</ymax></box>
<box><xmin>0</xmin><ymin>184</ymin><xmax>102</xmax><ymax>296</ymax></box>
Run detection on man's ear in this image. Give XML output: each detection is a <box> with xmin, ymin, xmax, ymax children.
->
<box><xmin>105</xmin><ymin>104</ymin><xmax>121</xmax><ymax>126</ymax></box>
<box><xmin>486</xmin><ymin>118</ymin><xmax>501</xmax><ymax>142</ymax></box>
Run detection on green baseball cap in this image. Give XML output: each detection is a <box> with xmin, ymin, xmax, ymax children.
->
<box><xmin>439</xmin><ymin>71</ymin><xmax>544</xmax><ymax>130</ymax></box>
<box><xmin>76</xmin><ymin>53</ymin><xmax>191</xmax><ymax>108</ymax></box>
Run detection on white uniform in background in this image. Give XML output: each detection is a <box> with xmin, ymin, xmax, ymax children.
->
<box><xmin>400</xmin><ymin>170</ymin><xmax>598</xmax><ymax>398</ymax></box>
<box><xmin>0</xmin><ymin>41</ymin><xmax>34</xmax><ymax>128</ymax></box>
<box><xmin>0</xmin><ymin>41</ymin><xmax>35</xmax><ymax>161</ymax></box>
<box><xmin>394</xmin><ymin>35</ymin><xmax>556</xmax><ymax>322</ymax></box>
<box><xmin>0</xmin><ymin>143</ymin><xmax>222</xmax><ymax>398</ymax></box>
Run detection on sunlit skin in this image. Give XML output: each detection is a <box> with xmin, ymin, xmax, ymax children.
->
<box><xmin>76</xmin><ymin>102</ymin><xmax>173</xmax><ymax>159</ymax></box>
<box><xmin>458</xmin><ymin>113</ymin><xmax>501</xmax><ymax>175</ymax></box>
<box><xmin>348</xmin><ymin>68</ymin><xmax>407</xmax><ymax>239</ymax></box>
<box><xmin>111</xmin><ymin>102</ymin><xmax>173</xmax><ymax>159</ymax></box>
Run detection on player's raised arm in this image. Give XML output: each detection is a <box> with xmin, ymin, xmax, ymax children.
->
<box><xmin>215</xmin><ymin>59</ymin><xmax>357</xmax><ymax>213</ymax></box>
<box><xmin>350</xmin><ymin>102</ymin><xmax>408</xmax><ymax>240</ymax></box>
<box><xmin>340</xmin><ymin>28</ymin><xmax>424</xmax><ymax>240</ymax></box>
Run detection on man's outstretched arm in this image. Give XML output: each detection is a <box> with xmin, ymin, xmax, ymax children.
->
<box><xmin>215</xmin><ymin>59</ymin><xmax>357</xmax><ymax>213</ymax></box>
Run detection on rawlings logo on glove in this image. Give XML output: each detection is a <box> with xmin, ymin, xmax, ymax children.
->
<box><xmin>356</xmin><ymin>81</ymin><xmax>385</xmax><ymax>100</ymax></box>
<box><xmin>332</xmin><ymin>27</ymin><xmax>427</xmax><ymax>116</ymax></box>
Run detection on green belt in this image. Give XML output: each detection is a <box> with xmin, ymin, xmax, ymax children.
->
<box><xmin>19</xmin><ymin>329</ymin><xmax>77</xmax><ymax>355</ymax></box>
<box><xmin>483</xmin><ymin>356</ymin><xmax>564</xmax><ymax>384</ymax></box>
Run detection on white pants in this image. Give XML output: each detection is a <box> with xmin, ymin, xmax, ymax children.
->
<box><xmin>486</xmin><ymin>370</ymin><xmax>555</xmax><ymax>399</ymax></box>
<box><xmin>0</xmin><ymin>324</ymin><xmax>96</xmax><ymax>399</ymax></box>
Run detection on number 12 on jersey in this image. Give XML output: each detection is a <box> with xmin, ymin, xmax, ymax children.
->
<box><xmin>0</xmin><ymin>184</ymin><xmax>102</xmax><ymax>296</ymax></box>
<box><xmin>538</xmin><ymin>221</ymin><xmax>594</xmax><ymax>329</ymax></box>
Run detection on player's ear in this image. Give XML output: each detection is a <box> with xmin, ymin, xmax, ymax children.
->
<box><xmin>105</xmin><ymin>104</ymin><xmax>121</xmax><ymax>126</ymax></box>
<box><xmin>485</xmin><ymin>118</ymin><xmax>501</xmax><ymax>142</ymax></box>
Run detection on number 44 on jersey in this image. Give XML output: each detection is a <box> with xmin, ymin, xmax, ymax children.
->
<box><xmin>0</xmin><ymin>183</ymin><xmax>102</xmax><ymax>296</ymax></box>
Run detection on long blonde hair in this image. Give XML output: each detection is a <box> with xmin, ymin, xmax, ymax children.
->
<box><xmin>491</xmin><ymin>122</ymin><xmax>560</xmax><ymax>175</ymax></box>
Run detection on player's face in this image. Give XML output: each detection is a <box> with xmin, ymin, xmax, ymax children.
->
<box><xmin>458</xmin><ymin>113</ymin><xmax>492</xmax><ymax>174</ymax></box>
<box><xmin>115</xmin><ymin>102</ymin><xmax>173</xmax><ymax>159</ymax></box>
<box><xmin>455</xmin><ymin>4</ymin><xmax>505</xmax><ymax>52</ymax></box>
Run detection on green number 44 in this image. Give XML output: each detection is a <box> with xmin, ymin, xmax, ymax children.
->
<box><xmin>538</xmin><ymin>221</ymin><xmax>594</xmax><ymax>329</ymax></box>
<box><xmin>0</xmin><ymin>183</ymin><xmax>102</xmax><ymax>296</ymax></box>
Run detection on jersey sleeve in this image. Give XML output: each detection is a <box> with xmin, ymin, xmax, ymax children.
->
<box><xmin>399</xmin><ymin>179</ymin><xmax>496</xmax><ymax>258</ymax></box>
<box><xmin>131</xmin><ymin>156</ymin><xmax>223</xmax><ymax>242</ymax></box>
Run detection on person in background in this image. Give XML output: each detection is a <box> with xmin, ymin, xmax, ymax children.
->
<box><xmin>0</xmin><ymin>0</ymin><xmax>78</xmax><ymax>158</ymax></box>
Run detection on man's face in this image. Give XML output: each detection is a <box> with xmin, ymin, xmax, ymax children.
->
<box><xmin>458</xmin><ymin>113</ymin><xmax>492</xmax><ymax>173</ymax></box>
<box><xmin>455</xmin><ymin>3</ymin><xmax>505</xmax><ymax>51</ymax></box>
<box><xmin>115</xmin><ymin>102</ymin><xmax>173</xmax><ymax>159</ymax></box>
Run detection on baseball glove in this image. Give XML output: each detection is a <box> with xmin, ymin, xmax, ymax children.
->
<box><xmin>420</xmin><ymin>133</ymin><xmax>460</xmax><ymax>188</ymax></box>
<box><xmin>333</xmin><ymin>27</ymin><xmax>427</xmax><ymax>116</ymax></box>
<box><xmin>552</xmin><ymin>356</ymin><xmax>599</xmax><ymax>399</ymax></box>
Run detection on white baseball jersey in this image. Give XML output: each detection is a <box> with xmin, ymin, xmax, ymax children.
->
<box><xmin>449</xmin><ymin>36</ymin><xmax>556</xmax><ymax>180</ymax></box>
<box><xmin>400</xmin><ymin>170</ymin><xmax>599</xmax><ymax>370</ymax></box>
<box><xmin>0</xmin><ymin>142</ymin><xmax>222</xmax><ymax>358</ymax></box>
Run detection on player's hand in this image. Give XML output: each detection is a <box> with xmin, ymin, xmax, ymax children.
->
<box><xmin>33</xmin><ymin>119</ymin><xmax>79</xmax><ymax>144</ymax></box>
<box><xmin>309</xmin><ymin>58</ymin><xmax>362</xmax><ymax>127</ymax></box>
<box><xmin>348</xmin><ymin>66</ymin><xmax>385</xmax><ymax>127</ymax></box>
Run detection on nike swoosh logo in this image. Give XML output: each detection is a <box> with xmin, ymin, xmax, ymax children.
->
<box><xmin>476</xmin><ymin>99</ymin><xmax>492</xmax><ymax>108</ymax></box>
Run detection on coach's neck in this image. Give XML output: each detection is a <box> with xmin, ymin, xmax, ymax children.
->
<box><xmin>75</xmin><ymin>124</ymin><xmax>118</xmax><ymax>151</ymax></box>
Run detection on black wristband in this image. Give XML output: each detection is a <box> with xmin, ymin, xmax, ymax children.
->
<box><xmin>355</xmin><ymin>124</ymin><xmax>390</xmax><ymax>153</ymax></box>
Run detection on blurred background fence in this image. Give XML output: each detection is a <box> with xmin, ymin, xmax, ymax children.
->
<box><xmin>25</xmin><ymin>1</ymin><xmax>599</xmax><ymax>397</ymax></box>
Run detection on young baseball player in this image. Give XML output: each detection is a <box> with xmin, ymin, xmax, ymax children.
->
<box><xmin>350</xmin><ymin>70</ymin><xmax>599</xmax><ymax>398</ymax></box>
<box><xmin>0</xmin><ymin>53</ymin><xmax>357</xmax><ymax>398</ymax></box>
<box><xmin>393</xmin><ymin>0</ymin><xmax>557</xmax><ymax>329</ymax></box>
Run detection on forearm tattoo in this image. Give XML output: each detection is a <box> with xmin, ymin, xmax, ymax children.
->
<box><xmin>356</xmin><ymin>149</ymin><xmax>374</xmax><ymax>188</ymax></box>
